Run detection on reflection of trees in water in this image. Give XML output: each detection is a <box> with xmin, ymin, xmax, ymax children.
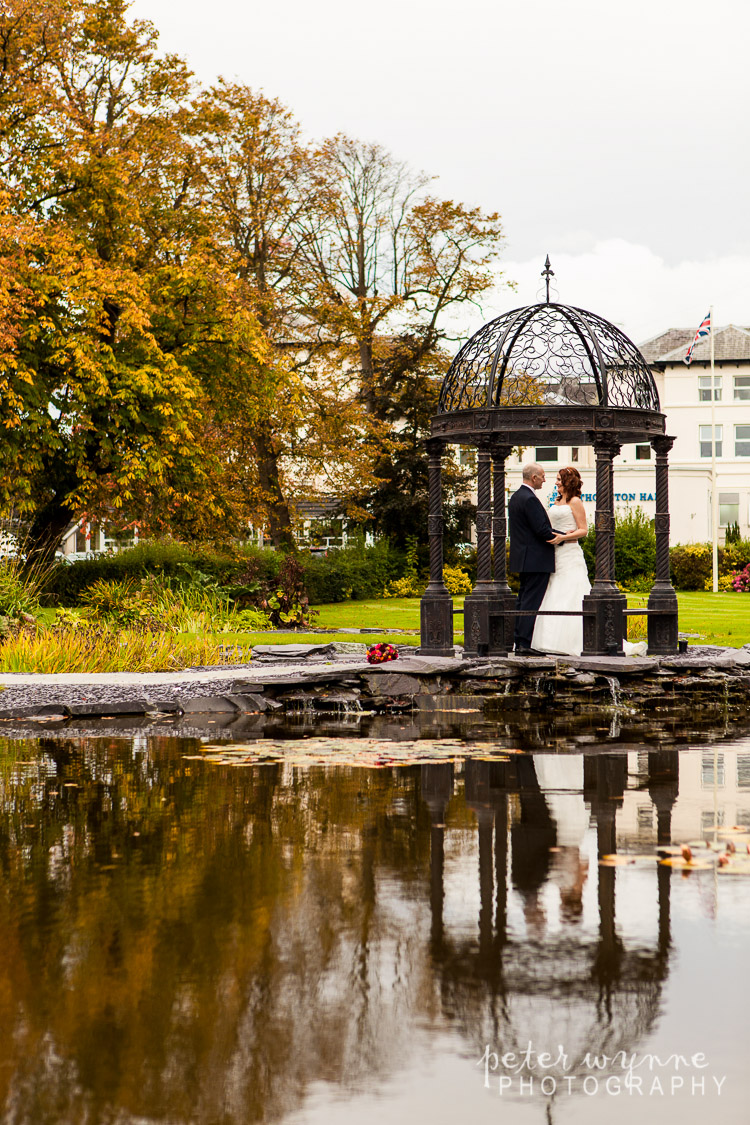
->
<box><xmin>0</xmin><ymin>738</ymin><xmax>440</xmax><ymax>1122</ymax></box>
<box><xmin>0</xmin><ymin>737</ymin><xmax>679</xmax><ymax>1122</ymax></box>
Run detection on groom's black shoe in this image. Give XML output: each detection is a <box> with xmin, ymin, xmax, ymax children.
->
<box><xmin>513</xmin><ymin>645</ymin><xmax>533</xmax><ymax>656</ymax></box>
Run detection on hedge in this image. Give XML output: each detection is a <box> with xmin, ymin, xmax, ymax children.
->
<box><xmin>45</xmin><ymin>542</ymin><xmax>281</xmax><ymax>605</ymax></box>
<box><xmin>301</xmin><ymin>540</ymin><xmax>403</xmax><ymax>603</ymax></box>
<box><xmin>44</xmin><ymin>538</ymin><xmax>404</xmax><ymax>607</ymax></box>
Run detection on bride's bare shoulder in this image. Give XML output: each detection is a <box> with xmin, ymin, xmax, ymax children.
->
<box><xmin>568</xmin><ymin>496</ymin><xmax>585</xmax><ymax>513</ymax></box>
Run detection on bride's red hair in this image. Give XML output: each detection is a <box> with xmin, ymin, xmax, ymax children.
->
<box><xmin>559</xmin><ymin>466</ymin><xmax>583</xmax><ymax>501</ymax></box>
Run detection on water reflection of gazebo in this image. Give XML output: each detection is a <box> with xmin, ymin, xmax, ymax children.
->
<box><xmin>420</xmin><ymin>749</ymin><xmax>679</xmax><ymax>1090</ymax></box>
<box><xmin>420</xmin><ymin>260</ymin><xmax>680</xmax><ymax>657</ymax></box>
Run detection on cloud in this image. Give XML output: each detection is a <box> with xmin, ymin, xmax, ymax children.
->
<box><xmin>487</xmin><ymin>242</ymin><xmax>750</xmax><ymax>344</ymax></box>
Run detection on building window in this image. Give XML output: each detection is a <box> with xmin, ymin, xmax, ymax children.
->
<box><xmin>699</xmin><ymin>375</ymin><xmax>722</xmax><ymax>401</ymax></box>
<box><xmin>737</xmin><ymin>756</ymin><xmax>750</xmax><ymax>789</ymax></box>
<box><xmin>535</xmin><ymin>446</ymin><xmax>558</xmax><ymax>461</ymax></box>
<box><xmin>699</xmin><ymin>425</ymin><xmax>722</xmax><ymax>457</ymax></box>
<box><xmin>735</xmin><ymin>425</ymin><xmax>750</xmax><ymax>456</ymax></box>
<box><xmin>701</xmin><ymin>809</ymin><xmax>724</xmax><ymax>832</ymax></box>
<box><xmin>719</xmin><ymin>493</ymin><xmax>740</xmax><ymax>527</ymax></box>
<box><xmin>635</xmin><ymin>444</ymin><xmax>651</xmax><ymax>460</ymax></box>
<box><xmin>734</xmin><ymin>376</ymin><xmax>750</xmax><ymax>401</ymax></box>
<box><xmin>701</xmin><ymin>753</ymin><xmax>725</xmax><ymax>788</ymax></box>
<box><xmin>570</xmin><ymin>446</ymin><xmax>579</xmax><ymax>462</ymax></box>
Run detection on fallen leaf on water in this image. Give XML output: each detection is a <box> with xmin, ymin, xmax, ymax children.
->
<box><xmin>599</xmin><ymin>854</ymin><xmax>660</xmax><ymax>866</ymax></box>
<box><xmin>659</xmin><ymin>858</ymin><xmax>713</xmax><ymax>870</ymax></box>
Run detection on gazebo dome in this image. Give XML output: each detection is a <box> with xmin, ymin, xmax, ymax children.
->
<box><xmin>438</xmin><ymin>301</ymin><xmax>660</xmax><ymax>415</ymax></box>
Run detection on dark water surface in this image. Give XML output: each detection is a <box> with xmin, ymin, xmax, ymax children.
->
<box><xmin>0</xmin><ymin>719</ymin><xmax>748</xmax><ymax>1124</ymax></box>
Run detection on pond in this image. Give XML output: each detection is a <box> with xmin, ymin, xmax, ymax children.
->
<box><xmin>0</xmin><ymin>716</ymin><xmax>748</xmax><ymax>1124</ymax></box>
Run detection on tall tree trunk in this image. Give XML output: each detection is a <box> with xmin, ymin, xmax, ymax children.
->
<box><xmin>27</xmin><ymin>493</ymin><xmax>75</xmax><ymax>566</ymax></box>
<box><xmin>358</xmin><ymin>338</ymin><xmax>376</xmax><ymax>413</ymax></box>
<box><xmin>253</xmin><ymin>422</ymin><xmax>296</xmax><ymax>550</ymax></box>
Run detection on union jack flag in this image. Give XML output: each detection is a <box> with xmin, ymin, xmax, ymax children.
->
<box><xmin>684</xmin><ymin>311</ymin><xmax>711</xmax><ymax>365</ymax></box>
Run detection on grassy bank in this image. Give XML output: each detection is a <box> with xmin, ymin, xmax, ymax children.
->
<box><xmin>0</xmin><ymin>629</ymin><xmax>248</xmax><ymax>674</ymax></box>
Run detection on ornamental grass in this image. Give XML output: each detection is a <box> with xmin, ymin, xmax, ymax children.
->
<box><xmin>0</xmin><ymin>626</ymin><xmax>247</xmax><ymax>674</ymax></box>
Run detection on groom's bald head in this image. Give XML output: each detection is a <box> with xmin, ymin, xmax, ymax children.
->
<box><xmin>522</xmin><ymin>463</ymin><xmax>545</xmax><ymax>482</ymax></box>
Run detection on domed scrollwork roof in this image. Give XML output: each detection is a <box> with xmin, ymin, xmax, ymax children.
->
<box><xmin>438</xmin><ymin>302</ymin><xmax>660</xmax><ymax>415</ymax></box>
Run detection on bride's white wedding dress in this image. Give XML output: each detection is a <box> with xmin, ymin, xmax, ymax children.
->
<box><xmin>531</xmin><ymin>504</ymin><xmax>591</xmax><ymax>656</ymax></box>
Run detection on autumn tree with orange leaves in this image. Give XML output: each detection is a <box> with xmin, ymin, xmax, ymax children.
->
<box><xmin>0</xmin><ymin>0</ymin><xmax>508</xmax><ymax>557</ymax></box>
<box><xmin>0</xmin><ymin>0</ymin><xmax>272</xmax><ymax>554</ymax></box>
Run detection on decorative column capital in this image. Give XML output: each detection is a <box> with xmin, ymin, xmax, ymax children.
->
<box><xmin>651</xmin><ymin>434</ymin><xmax>675</xmax><ymax>457</ymax></box>
<box><xmin>489</xmin><ymin>440</ymin><xmax>513</xmax><ymax>462</ymax></box>
<box><xmin>426</xmin><ymin>437</ymin><xmax>445</xmax><ymax>458</ymax></box>
<box><xmin>593</xmin><ymin>433</ymin><xmax>622</xmax><ymax>458</ymax></box>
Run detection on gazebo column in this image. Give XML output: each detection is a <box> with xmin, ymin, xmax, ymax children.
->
<box><xmin>419</xmin><ymin>438</ymin><xmax>454</xmax><ymax>656</ymax></box>
<box><xmin>582</xmin><ymin>435</ymin><xmax>627</xmax><ymax>655</ymax></box>
<box><xmin>463</xmin><ymin>439</ymin><xmax>493</xmax><ymax>655</ymax></box>
<box><xmin>647</xmin><ymin>435</ymin><xmax>679</xmax><ymax>654</ymax></box>
<box><xmin>489</xmin><ymin>441</ymin><xmax>515</xmax><ymax>654</ymax></box>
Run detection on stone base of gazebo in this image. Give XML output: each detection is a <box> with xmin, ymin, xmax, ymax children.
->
<box><xmin>582</xmin><ymin>589</ymin><xmax>628</xmax><ymax>656</ymax></box>
<box><xmin>419</xmin><ymin>591</ymin><xmax>454</xmax><ymax>658</ymax></box>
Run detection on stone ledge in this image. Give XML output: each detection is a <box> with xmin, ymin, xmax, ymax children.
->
<box><xmin>0</xmin><ymin>646</ymin><xmax>745</xmax><ymax>726</ymax></box>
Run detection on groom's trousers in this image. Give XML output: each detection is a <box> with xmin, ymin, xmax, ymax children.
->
<box><xmin>514</xmin><ymin>571</ymin><xmax>550</xmax><ymax>651</ymax></box>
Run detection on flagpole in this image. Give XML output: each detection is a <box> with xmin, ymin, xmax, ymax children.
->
<box><xmin>710</xmin><ymin>306</ymin><xmax>718</xmax><ymax>593</ymax></box>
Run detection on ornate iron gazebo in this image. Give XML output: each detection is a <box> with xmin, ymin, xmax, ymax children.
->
<box><xmin>420</xmin><ymin>259</ymin><xmax>679</xmax><ymax>657</ymax></box>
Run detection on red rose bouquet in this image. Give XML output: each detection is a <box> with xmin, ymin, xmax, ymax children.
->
<box><xmin>366</xmin><ymin>642</ymin><xmax>399</xmax><ymax>664</ymax></box>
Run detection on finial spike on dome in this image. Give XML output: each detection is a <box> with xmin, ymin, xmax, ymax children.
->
<box><xmin>542</xmin><ymin>255</ymin><xmax>554</xmax><ymax>303</ymax></box>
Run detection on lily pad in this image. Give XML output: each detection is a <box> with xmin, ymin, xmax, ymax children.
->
<box><xmin>717</xmin><ymin>861</ymin><xmax>750</xmax><ymax>875</ymax></box>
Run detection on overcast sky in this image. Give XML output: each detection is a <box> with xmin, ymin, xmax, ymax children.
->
<box><xmin>130</xmin><ymin>0</ymin><xmax>750</xmax><ymax>342</ymax></box>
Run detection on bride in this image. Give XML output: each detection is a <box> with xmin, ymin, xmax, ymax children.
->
<box><xmin>531</xmin><ymin>466</ymin><xmax>590</xmax><ymax>657</ymax></box>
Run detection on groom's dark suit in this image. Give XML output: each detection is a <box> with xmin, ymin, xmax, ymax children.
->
<box><xmin>508</xmin><ymin>484</ymin><xmax>556</xmax><ymax>652</ymax></box>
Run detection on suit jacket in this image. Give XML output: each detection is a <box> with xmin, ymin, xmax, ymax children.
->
<box><xmin>508</xmin><ymin>485</ymin><xmax>556</xmax><ymax>573</ymax></box>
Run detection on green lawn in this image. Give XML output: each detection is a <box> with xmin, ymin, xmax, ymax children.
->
<box><xmin>624</xmin><ymin>591</ymin><xmax>750</xmax><ymax>648</ymax></box>
<box><xmin>311</xmin><ymin>592</ymin><xmax>750</xmax><ymax>649</ymax></box>
<box><xmin>313</xmin><ymin>599</ymin><xmax>427</xmax><ymax>632</ymax></box>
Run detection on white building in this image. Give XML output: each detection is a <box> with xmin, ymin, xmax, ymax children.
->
<box><xmin>59</xmin><ymin>518</ymin><xmax>138</xmax><ymax>560</ymax></box>
<box><xmin>492</xmin><ymin>323</ymin><xmax>750</xmax><ymax>544</ymax></box>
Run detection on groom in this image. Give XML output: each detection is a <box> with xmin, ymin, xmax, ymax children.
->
<box><xmin>508</xmin><ymin>463</ymin><xmax>561</xmax><ymax>654</ymax></box>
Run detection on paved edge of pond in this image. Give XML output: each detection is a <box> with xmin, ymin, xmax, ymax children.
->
<box><xmin>0</xmin><ymin>641</ymin><xmax>750</xmax><ymax>728</ymax></box>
